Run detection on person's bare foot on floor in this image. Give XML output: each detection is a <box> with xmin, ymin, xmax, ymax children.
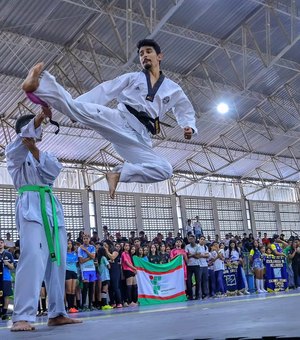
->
<box><xmin>47</xmin><ymin>315</ymin><xmax>82</xmax><ymax>326</ymax></box>
<box><xmin>22</xmin><ymin>62</ymin><xmax>44</xmax><ymax>92</ymax></box>
<box><xmin>106</xmin><ymin>172</ymin><xmax>120</xmax><ymax>199</ymax></box>
<box><xmin>11</xmin><ymin>321</ymin><xmax>35</xmax><ymax>332</ymax></box>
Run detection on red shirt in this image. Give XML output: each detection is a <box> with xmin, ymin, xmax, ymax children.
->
<box><xmin>262</xmin><ymin>238</ymin><xmax>270</xmax><ymax>245</ymax></box>
<box><xmin>121</xmin><ymin>252</ymin><xmax>134</xmax><ymax>272</ymax></box>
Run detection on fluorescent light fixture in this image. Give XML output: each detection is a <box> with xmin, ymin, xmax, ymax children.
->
<box><xmin>217</xmin><ymin>102</ymin><xmax>229</xmax><ymax>114</ymax></box>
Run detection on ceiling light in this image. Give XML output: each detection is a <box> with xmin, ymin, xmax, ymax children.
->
<box><xmin>217</xmin><ymin>102</ymin><xmax>229</xmax><ymax>114</ymax></box>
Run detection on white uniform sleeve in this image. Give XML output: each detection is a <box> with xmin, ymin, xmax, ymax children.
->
<box><xmin>172</xmin><ymin>91</ymin><xmax>198</xmax><ymax>134</ymax></box>
<box><xmin>5</xmin><ymin>118</ymin><xmax>41</xmax><ymax>171</ymax></box>
<box><xmin>75</xmin><ymin>73</ymin><xmax>133</xmax><ymax>105</ymax></box>
<box><xmin>36</xmin><ymin>152</ymin><xmax>63</xmax><ymax>183</ymax></box>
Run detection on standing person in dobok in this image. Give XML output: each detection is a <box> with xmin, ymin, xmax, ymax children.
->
<box><xmin>6</xmin><ymin>108</ymin><xmax>81</xmax><ymax>331</ymax></box>
<box><xmin>22</xmin><ymin>39</ymin><xmax>197</xmax><ymax>199</ymax></box>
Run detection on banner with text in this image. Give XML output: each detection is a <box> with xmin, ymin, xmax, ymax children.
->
<box><xmin>264</xmin><ymin>255</ymin><xmax>288</xmax><ymax>292</ymax></box>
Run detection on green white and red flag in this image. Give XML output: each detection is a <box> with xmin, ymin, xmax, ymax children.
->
<box><xmin>133</xmin><ymin>255</ymin><xmax>186</xmax><ymax>306</ymax></box>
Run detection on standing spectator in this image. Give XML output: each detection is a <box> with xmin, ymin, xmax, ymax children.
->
<box><xmin>133</xmin><ymin>238</ymin><xmax>141</xmax><ymax>253</ymax></box>
<box><xmin>256</xmin><ymin>232</ymin><xmax>262</xmax><ymax>244</ymax></box>
<box><xmin>121</xmin><ymin>242</ymin><xmax>138</xmax><ymax>307</ymax></box>
<box><xmin>170</xmin><ymin>238</ymin><xmax>188</xmax><ymax>283</ymax></box>
<box><xmin>91</xmin><ymin>231</ymin><xmax>99</xmax><ymax>244</ymax></box>
<box><xmin>198</xmin><ymin>236</ymin><xmax>210</xmax><ymax>299</ymax></box>
<box><xmin>102</xmin><ymin>226</ymin><xmax>109</xmax><ymax>241</ymax></box>
<box><xmin>249</xmin><ymin>240</ymin><xmax>266</xmax><ymax>293</ymax></box>
<box><xmin>143</xmin><ymin>246</ymin><xmax>150</xmax><ymax>262</ymax></box>
<box><xmin>211</xmin><ymin>242</ymin><xmax>226</xmax><ymax>296</ymax></box>
<box><xmin>148</xmin><ymin>244</ymin><xmax>161</xmax><ymax>264</ymax></box>
<box><xmin>139</xmin><ymin>231</ymin><xmax>148</xmax><ymax>246</ymax></box>
<box><xmin>65</xmin><ymin>240</ymin><xmax>79</xmax><ymax>313</ymax></box>
<box><xmin>193</xmin><ymin>216</ymin><xmax>204</xmax><ymax>240</ymax></box>
<box><xmin>76</xmin><ymin>231</ymin><xmax>84</xmax><ymax>245</ymax></box>
<box><xmin>262</xmin><ymin>233</ymin><xmax>270</xmax><ymax>246</ymax></box>
<box><xmin>4</xmin><ymin>232</ymin><xmax>15</xmax><ymax>252</ymax></box>
<box><xmin>98</xmin><ymin>247</ymin><xmax>112</xmax><ymax>310</ymax></box>
<box><xmin>185</xmin><ymin>219</ymin><xmax>193</xmax><ymax>236</ymax></box>
<box><xmin>289</xmin><ymin>239</ymin><xmax>300</xmax><ymax>289</ymax></box>
<box><xmin>0</xmin><ymin>238</ymin><xmax>15</xmax><ymax>320</ymax></box>
<box><xmin>185</xmin><ymin>235</ymin><xmax>201</xmax><ymax>300</ymax></box>
<box><xmin>104</xmin><ymin>241</ymin><xmax>122</xmax><ymax>308</ymax></box>
<box><xmin>270</xmin><ymin>234</ymin><xmax>288</xmax><ymax>256</ymax></box>
<box><xmin>78</xmin><ymin>234</ymin><xmax>96</xmax><ymax>311</ymax></box>
<box><xmin>159</xmin><ymin>244</ymin><xmax>170</xmax><ymax>264</ymax></box>
<box><xmin>165</xmin><ymin>232</ymin><xmax>174</xmax><ymax>247</ymax></box>
<box><xmin>129</xmin><ymin>231</ymin><xmax>136</xmax><ymax>245</ymax></box>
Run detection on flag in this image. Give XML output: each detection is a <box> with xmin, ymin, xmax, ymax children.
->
<box><xmin>133</xmin><ymin>255</ymin><xmax>186</xmax><ymax>306</ymax></box>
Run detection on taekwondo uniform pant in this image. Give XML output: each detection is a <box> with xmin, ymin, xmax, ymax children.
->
<box><xmin>12</xmin><ymin>218</ymin><xmax>67</xmax><ymax>323</ymax></box>
<box><xmin>34</xmin><ymin>72</ymin><xmax>173</xmax><ymax>184</ymax></box>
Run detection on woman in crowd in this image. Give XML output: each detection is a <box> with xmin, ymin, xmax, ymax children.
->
<box><xmin>159</xmin><ymin>243</ymin><xmax>170</xmax><ymax>264</ymax></box>
<box><xmin>225</xmin><ymin>240</ymin><xmax>246</xmax><ymax>295</ymax></box>
<box><xmin>148</xmin><ymin>243</ymin><xmax>161</xmax><ymax>264</ymax></box>
<box><xmin>143</xmin><ymin>246</ymin><xmax>149</xmax><ymax>262</ymax></box>
<box><xmin>98</xmin><ymin>246</ymin><xmax>113</xmax><ymax>310</ymax></box>
<box><xmin>289</xmin><ymin>239</ymin><xmax>300</xmax><ymax>289</ymax></box>
<box><xmin>249</xmin><ymin>240</ymin><xmax>267</xmax><ymax>293</ymax></box>
<box><xmin>65</xmin><ymin>240</ymin><xmax>79</xmax><ymax>312</ymax></box>
<box><xmin>121</xmin><ymin>242</ymin><xmax>138</xmax><ymax>307</ymax></box>
<box><xmin>76</xmin><ymin>231</ymin><xmax>84</xmax><ymax>245</ymax></box>
<box><xmin>211</xmin><ymin>242</ymin><xmax>226</xmax><ymax>296</ymax></box>
<box><xmin>137</xmin><ymin>247</ymin><xmax>144</xmax><ymax>258</ymax></box>
<box><xmin>170</xmin><ymin>238</ymin><xmax>188</xmax><ymax>283</ymax></box>
<box><xmin>104</xmin><ymin>240</ymin><xmax>123</xmax><ymax>308</ymax></box>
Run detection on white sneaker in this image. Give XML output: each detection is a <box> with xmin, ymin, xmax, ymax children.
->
<box><xmin>257</xmin><ymin>289</ymin><xmax>264</xmax><ymax>293</ymax></box>
<box><xmin>243</xmin><ymin>290</ymin><xmax>250</xmax><ymax>295</ymax></box>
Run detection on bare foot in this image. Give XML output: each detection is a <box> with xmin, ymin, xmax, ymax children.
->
<box><xmin>22</xmin><ymin>62</ymin><xmax>44</xmax><ymax>92</ymax></box>
<box><xmin>11</xmin><ymin>321</ymin><xmax>35</xmax><ymax>332</ymax></box>
<box><xmin>106</xmin><ymin>172</ymin><xmax>120</xmax><ymax>199</ymax></box>
<box><xmin>48</xmin><ymin>315</ymin><xmax>82</xmax><ymax>326</ymax></box>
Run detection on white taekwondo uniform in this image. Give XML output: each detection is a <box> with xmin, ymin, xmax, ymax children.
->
<box><xmin>6</xmin><ymin>119</ymin><xmax>67</xmax><ymax>323</ymax></box>
<box><xmin>34</xmin><ymin>69</ymin><xmax>198</xmax><ymax>183</ymax></box>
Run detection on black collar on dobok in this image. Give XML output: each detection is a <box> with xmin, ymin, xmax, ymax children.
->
<box><xmin>143</xmin><ymin>70</ymin><xmax>165</xmax><ymax>102</ymax></box>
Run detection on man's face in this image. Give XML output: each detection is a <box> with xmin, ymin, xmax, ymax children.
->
<box><xmin>139</xmin><ymin>46</ymin><xmax>162</xmax><ymax>70</ymax></box>
<box><xmin>134</xmin><ymin>239</ymin><xmax>141</xmax><ymax>248</ymax></box>
<box><xmin>188</xmin><ymin>236</ymin><xmax>195</xmax><ymax>244</ymax></box>
<box><xmin>199</xmin><ymin>237</ymin><xmax>205</xmax><ymax>245</ymax></box>
<box><xmin>0</xmin><ymin>240</ymin><xmax>4</xmax><ymax>250</ymax></box>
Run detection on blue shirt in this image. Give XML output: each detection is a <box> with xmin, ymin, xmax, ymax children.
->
<box><xmin>99</xmin><ymin>257</ymin><xmax>110</xmax><ymax>281</ymax></box>
<box><xmin>66</xmin><ymin>251</ymin><xmax>78</xmax><ymax>273</ymax></box>
<box><xmin>0</xmin><ymin>251</ymin><xmax>15</xmax><ymax>281</ymax></box>
<box><xmin>78</xmin><ymin>245</ymin><xmax>96</xmax><ymax>273</ymax></box>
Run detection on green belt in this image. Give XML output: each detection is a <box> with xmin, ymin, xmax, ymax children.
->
<box><xmin>18</xmin><ymin>185</ymin><xmax>61</xmax><ymax>266</ymax></box>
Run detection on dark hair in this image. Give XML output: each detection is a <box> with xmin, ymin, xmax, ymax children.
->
<box><xmin>97</xmin><ymin>246</ymin><xmax>107</xmax><ymax>262</ymax></box>
<box><xmin>137</xmin><ymin>39</ymin><xmax>161</xmax><ymax>54</ymax></box>
<box><xmin>15</xmin><ymin>114</ymin><xmax>35</xmax><ymax>134</ymax></box>
<box><xmin>0</xmin><ymin>238</ymin><xmax>4</xmax><ymax>242</ymax></box>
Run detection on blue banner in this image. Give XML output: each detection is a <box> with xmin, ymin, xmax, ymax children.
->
<box><xmin>264</xmin><ymin>255</ymin><xmax>288</xmax><ymax>292</ymax></box>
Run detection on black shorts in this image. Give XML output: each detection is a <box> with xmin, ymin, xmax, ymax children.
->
<box><xmin>123</xmin><ymin>270</ymin><xmax>135</xmax><ymax>279</ymax></box>
<box><xmin>102</xmin><ymin>280</ymin><xmax>110</xmax><ymax>287</ymax></box>
<box><xmin>66</xmin><ymin>270</ymin><xmax>78</xmax><ymax>280</ymax></box>
<box><xmin>3</xmin><ymin>280</ymin><xmax>13</xmax><ymax>297</ymax></box>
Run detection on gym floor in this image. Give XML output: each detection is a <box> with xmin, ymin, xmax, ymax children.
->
<box><xmin>0</xmin><ymin>290</ymin><xmax>299</xmax><ymax>340</ymax></box>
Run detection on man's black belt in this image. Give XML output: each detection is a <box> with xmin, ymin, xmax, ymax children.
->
<box><xmin>125</xmin><ymin>104</ymin><xmax>172</xmax><ymax>135</ymax></box>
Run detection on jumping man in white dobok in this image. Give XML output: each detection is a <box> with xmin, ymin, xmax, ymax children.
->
<box><xmin>22</xmin><ymin>39</ymin><xmax>197</xmax><ymax>198</ymax></box>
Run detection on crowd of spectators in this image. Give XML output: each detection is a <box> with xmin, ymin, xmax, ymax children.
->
<box><xmin>0</xmin><ymin>220</ymin><xmax>300</xmax><ymax>320</ymax></box>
